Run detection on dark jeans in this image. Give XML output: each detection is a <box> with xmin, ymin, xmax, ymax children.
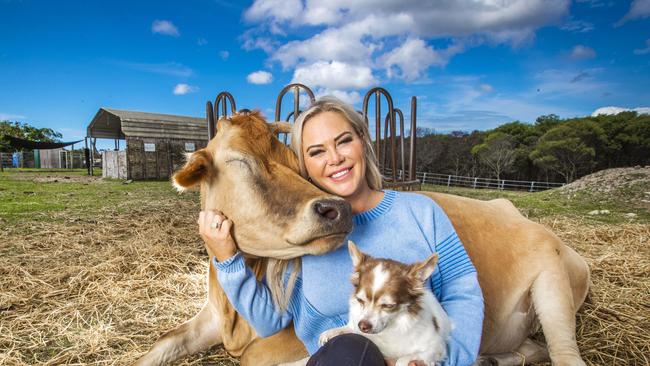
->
<box><xmin>307</xmin><ymin>333</ymin><xmax>386</xmax><ymax>366</ymax></box>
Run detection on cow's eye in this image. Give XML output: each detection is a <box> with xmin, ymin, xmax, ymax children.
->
<box><xmin>226</xmin><ymin>158</ymin><xmax>252</xmax><ymax>171</ymax></box>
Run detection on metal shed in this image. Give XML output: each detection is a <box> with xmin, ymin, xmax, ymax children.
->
<box><xmin>87</xmin><ymin>108</ymin><xmax>207</xmax><ymax>180</ymax></box>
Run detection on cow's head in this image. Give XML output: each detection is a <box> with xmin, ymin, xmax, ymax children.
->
<box><xmin>173</xmin><ymin>112</ymin><xmax>352</xmax><ymax>259</ymax></box>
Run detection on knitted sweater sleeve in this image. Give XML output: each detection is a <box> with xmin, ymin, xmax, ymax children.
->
<box><xmin>213</xmin><ymin>252</ymin><xmax>293</xmax><ymax>338</ymax></box>
<box><xmin>432</xmin><ymin>205</ymin><xmax>484</xmax><ymax>366</ymax></box>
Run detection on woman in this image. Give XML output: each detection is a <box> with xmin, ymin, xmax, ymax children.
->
<box><xmin>198</xmin><ymin>97</ymin><xmax>484</xmax><ymax>366</ymax></box>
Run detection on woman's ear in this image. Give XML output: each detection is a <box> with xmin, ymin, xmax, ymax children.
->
<box><xmin>172</xmin><ymin>149</ymin><xmax>216</xmax><ymax>191</ymax></box>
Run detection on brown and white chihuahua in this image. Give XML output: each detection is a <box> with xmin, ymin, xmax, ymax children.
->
<box><xmin>319</xmin><ymin>241</ymin><xmax>452</xmax><ymax>366</ymax></box>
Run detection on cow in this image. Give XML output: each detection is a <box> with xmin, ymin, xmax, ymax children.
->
<box><xmin>133</xmin><ymin>112</ymin><xmax>590</xmax><ymax>366</ymax></box>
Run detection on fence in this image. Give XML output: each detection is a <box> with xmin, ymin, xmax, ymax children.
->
<box><xmin>385</xmin><ymin>169</ymin><xmax>564</xmax><ymax>192</ymax></box>
<box><xmin>0</xmin><ymin>150</ymin><xmax>86</xmax><ymax>169</ymax></box>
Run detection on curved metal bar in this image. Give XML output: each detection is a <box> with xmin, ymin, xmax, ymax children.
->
<box><xmin>274</xmin><ymin>83</ymin><xmax>315</xmax><ymax>123</ymax></box>
<box><xmin>409</xmin><ymin>96</ymin><xmax>417</xmax><ymax>181</ymax></box>
<box><xmin>206</xmin><ymin>101</ymin><xmax>216</xmax><ymax>140</ymax></box>
<box><xmin>214</xmin><ymin>92</ymin><xmax>237</xmax><ymax>120</ymax></box>
<box><xmin>362</xmin><ymin>87</ymin><xmax>396</xmax><ymax>182</ymax></box>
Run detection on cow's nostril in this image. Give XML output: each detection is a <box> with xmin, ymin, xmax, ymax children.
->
<box><xmin>314</xmin><ymin>201</ymin><xmax>340</xmax><ymax>220</ymax></box>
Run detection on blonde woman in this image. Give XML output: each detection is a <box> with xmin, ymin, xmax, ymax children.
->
<box><xmin>199</xmin><ymin>97</ymin><xmax>484</xmax><ymax>366</ymax></box>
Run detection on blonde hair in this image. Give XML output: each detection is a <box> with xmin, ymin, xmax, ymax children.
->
<box><xmin>290</xmin><ymin>96</ymin><xmax>383</xmax><ymax>190</ymax></box>
<box><xmin>267</xmin><ymin>97</ymin><xmax>383</xmax><ymax>311</ymax></box>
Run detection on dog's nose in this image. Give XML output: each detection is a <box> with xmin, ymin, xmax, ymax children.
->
<box><xmin>358</xmin><ymin>320</ymin><xmax>372</xmax><ymax>333</ymax></box>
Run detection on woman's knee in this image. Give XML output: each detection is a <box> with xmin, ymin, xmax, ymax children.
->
<box><xmin>307</xmin><ymin>333</ymin><xmax>384</xmax><ymax>366</ymax></box>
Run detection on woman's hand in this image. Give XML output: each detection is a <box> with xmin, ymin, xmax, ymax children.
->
<box><xmin>198</xmin><ymin>210</ymin><xmax>237</xmax><ymax>262</ymax></box>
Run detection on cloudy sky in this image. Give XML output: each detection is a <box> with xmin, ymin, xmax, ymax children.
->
<box><xmin>1</xmin><ymin>0</ymin><xmax>649</xmax><ymax>145</ymax></box>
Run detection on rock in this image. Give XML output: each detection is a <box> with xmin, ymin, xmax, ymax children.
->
<box><xmin>624</xmin><ymin>213</ymin><xmax>637</xmax><ymax>218</ymax></box>
<box><xmin>123</xmin><ymin>179</ymin><xmax>133</xmax><ymax>184</ymax></box>
<box><xmin>588</xmin><ymin>210</ymin><xmax>600</xmax><ymax>215</ymax></box>
<box><xmin>599</xmin><ymin>209</ymin><xmax>610</xmax><ymax>214</ymax></box>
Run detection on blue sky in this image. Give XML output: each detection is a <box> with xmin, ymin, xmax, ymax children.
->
<box><xmin>1</xmin><ymin>0</ymin><xmax>649</xmax><ymax>148</ymax></box>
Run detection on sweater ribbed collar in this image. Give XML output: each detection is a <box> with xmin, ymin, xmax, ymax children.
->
<box><xmin>352</xmin><ymin>190</ymin><xmax>396</xmax><ymax>226</ymax></box>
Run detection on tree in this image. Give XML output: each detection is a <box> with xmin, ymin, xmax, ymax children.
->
<box><xmin>529</xmin><ymin>120</ymin><xmax>606</xmax><ymax>183</ymax></box>
<box><xmin>471</xmin><ymin>132</ymin><xmax>517</xmax><ymax>180</ymax></box>
<box><xmin>0</xmin><ymin>120</ymin><xmax>62</xmax><ymax>152</ymax></box>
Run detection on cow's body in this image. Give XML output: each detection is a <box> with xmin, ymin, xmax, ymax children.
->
<box><xmin>134</xmin><ymin>114</ymin><xmax>589</xmax><ymax>366</ymax></box>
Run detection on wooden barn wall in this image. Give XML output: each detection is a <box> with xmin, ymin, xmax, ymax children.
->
<box><xmin>126</xmin><ymin>137</ymin><xmax>207</xmax><ymax>180</ymax></box>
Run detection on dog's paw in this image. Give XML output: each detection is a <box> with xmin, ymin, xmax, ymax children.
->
<box><xmin>318</xmin><ymin>327</ymin><xmax>349</xmax><ymax>346</ymax></box>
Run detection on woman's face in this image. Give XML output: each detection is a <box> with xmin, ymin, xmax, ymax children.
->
<box><xmin>302</xmin><ymin>111</ymin><xmax>367</xmax><ymax>199</ymax></box>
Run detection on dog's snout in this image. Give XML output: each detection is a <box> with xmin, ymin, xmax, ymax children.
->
<box><xmin>358</xmin><ymin>320</ymin><xmax>372</xmax><ymax>333</ymax></box>
<box><xmin>313</xmin><ymin>199</ymin><xmax>350</xmax><ymax>222</ymax></box>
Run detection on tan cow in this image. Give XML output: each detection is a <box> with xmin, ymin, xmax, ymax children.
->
<box><xmin>134</xmin><ymin>112</ymin><xmax>590</xmax><ymax>366</ymax></box>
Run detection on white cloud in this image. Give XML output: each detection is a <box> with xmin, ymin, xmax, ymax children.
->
<box><xmin>560</xmin><ymin>18</ymin><xmax>595</xmax><ymax>33</ymax></box>
<box><xmin>247</xmin><ymin>70</ymin><xmax>273</xmax><ymax>84</ymax></box>
<box><xmin>219</xmin><ymin>50</ymin><xmax>230</xmax><ymax>60</ymax></box>
<box><xmin>379</xmin><ymin>39</ymin><xmax>462</xmax><ymax>81</ymax></box>
<box><xmin>591</xmin><ymin>106</ymin><xmax>650</xmax><ymax>116</ymax></box>
<box><xmin>173</xmin><ymin>83</ymin><xmax>198</xmax><ymax>95</ymax></box>
<box><xmin>570</xmin><ymin>45</ymin><xmax>596</xmax><ymax>60</ymax></box>
<box><xmin>152</xmin><ymin>20</ymin><xmax>179</xmax><ymax>37</ymax></box>
<box><xmin>0</xmin><ymin>112</ymin><xmax>26</xmax><ymax>120</ymax></box>
<box><xmin>617</xmin><ymin>0</ymin><xmax>650</xmax><ymax>25</ymax></box>
<box><xmin>480</xmin><ymin>84</ymin><xmax>494</xmax><ymax>92</ymax></box>
<box><xmin>242</xmin><ymin>0</ymin><xmax>570</xmax><ymax>93</ymax></box>
<box><xmin>634</xmin><ymin>39</ymin><xmax>650</xmax><ymax>55</ymax></box>
<box><xmin>291</xmin><ymin>61</ymin><xmax>377</xmax><ymax>89</ymax></box>
<box><xmin>111</xmin><ymin>60</ymin><xmax>193</xmax><ymax>77</ymax></box>
<box><xmin>197</xmin><ymin>38</ymin><xmax>208</xmax><ymax>46</ymax></box>
<box><xmin>314</xmin><ymin>89</ymin><xmax>362</xmax><ymax>105</ymax></box>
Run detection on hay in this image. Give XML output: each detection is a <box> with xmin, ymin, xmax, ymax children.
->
<box><xmin>1</xmin><ymin>192</ymin><xmax>648</xmax><ymax>365</ymax></box>
<box><xmin>538</xmin><ymin>217</ymin><xmax>650</xmax><ymax>366</ymax></box>
<box><xmin>0</xmin><ymin>197</ymin><xmax>237</xmax><ymax>365</ymax></box>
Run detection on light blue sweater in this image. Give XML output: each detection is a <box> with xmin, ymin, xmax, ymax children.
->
<box><xmin>215</xmin><ymin>190</ymin><xmax>484</xmax><ymax>365</ymax></box>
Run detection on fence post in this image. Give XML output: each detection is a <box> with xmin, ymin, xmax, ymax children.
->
<box><xmin>447</xmin><ymin>175</ymin><xmax>451</xmax><ymax>187</ymax></box>
<box><xmin>422</xmin><ymin>172</ymin><xmax>427</xmax><ymax>184</ymax></box>
<box><xmin>501</xmin><ymin>180</ymin><xmax>504</xmax><ymax>190</ymax></box>
<box><xmin>530</xmin><ymin>181</ymin><xmax>535</xmax><ymax>192</ymax></box>
<box><xmin>473</xmin><ymin>177</ymin><xmax>478</xmax><ymax>189</ymax></box>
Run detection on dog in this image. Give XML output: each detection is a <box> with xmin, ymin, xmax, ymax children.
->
<box><xmin>315</xmin><ymin>241</ymin><xmax>451</xmax><ymax>366</ymax></box>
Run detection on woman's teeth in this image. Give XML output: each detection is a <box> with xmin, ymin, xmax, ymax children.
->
<box><xmin>331</xmin><ymin>169</ymin><xmax>350</xmax><ymax>179</ymax></box>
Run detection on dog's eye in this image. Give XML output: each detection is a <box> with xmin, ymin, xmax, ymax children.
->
<box><xmin>381</xmin><ymin>304</ymin><xmax>396</xmax><ymax>310</ymax></box>
<box><xmin>356</xmin><ymin>297</ymin><xmax>365</xmax><ymax>305</ymax></box>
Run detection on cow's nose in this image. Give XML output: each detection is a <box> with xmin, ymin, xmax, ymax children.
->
<box><xmin>358</xmin><ymin>320</ymin><xmax>372</xmax><ymax>333</ymax></box>
<box><xmin>313</xmin><ymin>199</ymin><xmax>342</xmax><ymax>220</ymax></box>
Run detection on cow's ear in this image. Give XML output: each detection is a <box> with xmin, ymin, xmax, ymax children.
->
<box><xmin>172</xmin><ymin>149</ymin><xmax>215</xmax><ymax>191</ymax></box>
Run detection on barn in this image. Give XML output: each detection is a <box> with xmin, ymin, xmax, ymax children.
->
<box><xmin>87</xmin><ymin>108</ymin><xmax>207</xmax><ymax>180</ymax></box>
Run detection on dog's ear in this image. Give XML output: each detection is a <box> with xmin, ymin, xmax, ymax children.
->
<box><xmin>347</xmin><ymin>240</ymin><xmax>366</xmax><ymax>267</ymax></box>
<box><xmin>172</xmin><ymin>149</ymin><xmax>216</xmax><ymax>191</ymax></box>
<box><xmin>409</xmin><ymin>252</ymin><xmax>439</xmax><ymax>281</ymax></box>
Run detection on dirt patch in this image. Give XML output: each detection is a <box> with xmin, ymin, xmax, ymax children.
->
<box><xmin>8</xmin><ymin>171</ymin><xmax>102</xmax><ymax>184</ymax></box>
<box><xmin>559</xmin><ymin>166</ymin><xmax>650</xmax><ymax>209</ymax></box>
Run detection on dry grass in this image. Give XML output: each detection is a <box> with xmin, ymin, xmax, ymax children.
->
<box><xmin>1</xmin><ymin>173</ymin><xmax>648</xmax><ymax>365</ymax></box>
<box><xmin>0</xmin><ymin>197</ymin><xmax>237</xmax><ymax>365</ymax></box>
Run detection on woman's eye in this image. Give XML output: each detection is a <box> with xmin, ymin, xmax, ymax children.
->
<box><xmin>338</xmin><ymin>137</ymin><xmax>352</xmax><ymax>145</ymax></box>
<box><xmin>308</xmin><ymin>150</ymin><xmax>324</xmax><ymax>157</ymax></box>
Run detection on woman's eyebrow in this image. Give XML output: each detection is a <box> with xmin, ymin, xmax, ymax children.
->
<box><xmin>306</xmin><ymin>131</ymin><xmax>352</xmax><ymax>151</ymax></box>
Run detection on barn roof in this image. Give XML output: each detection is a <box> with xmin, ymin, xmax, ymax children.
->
<box><xmin>87</xmin><ymin>108</ymin><xmax>208</xmax><ymax>140</ymax></box>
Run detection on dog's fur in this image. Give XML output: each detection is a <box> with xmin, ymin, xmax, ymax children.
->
<box><xmin>315</xmin><ymin>241</ymin><xmax>451</xmax><ymax>366</ymax></box>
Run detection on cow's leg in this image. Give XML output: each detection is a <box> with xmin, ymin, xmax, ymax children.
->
<box><xmin>240</xmin><ymin>326</ymin><xmax>308</xmax><ymax>366</ymax></box>
<box><xmin>475</xmin><ymin>338</ymin><xmax>549</xmax><ymax>365</ymax></box>
<box><xmin>530</xmin><ymin>268</ymin><xmax>586</xmax><ymax>366</ymax></box>
<box><xmin>133</xmin><ymin>302</ymin><xmax>222</xmax><ymax>366</ymax></box>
